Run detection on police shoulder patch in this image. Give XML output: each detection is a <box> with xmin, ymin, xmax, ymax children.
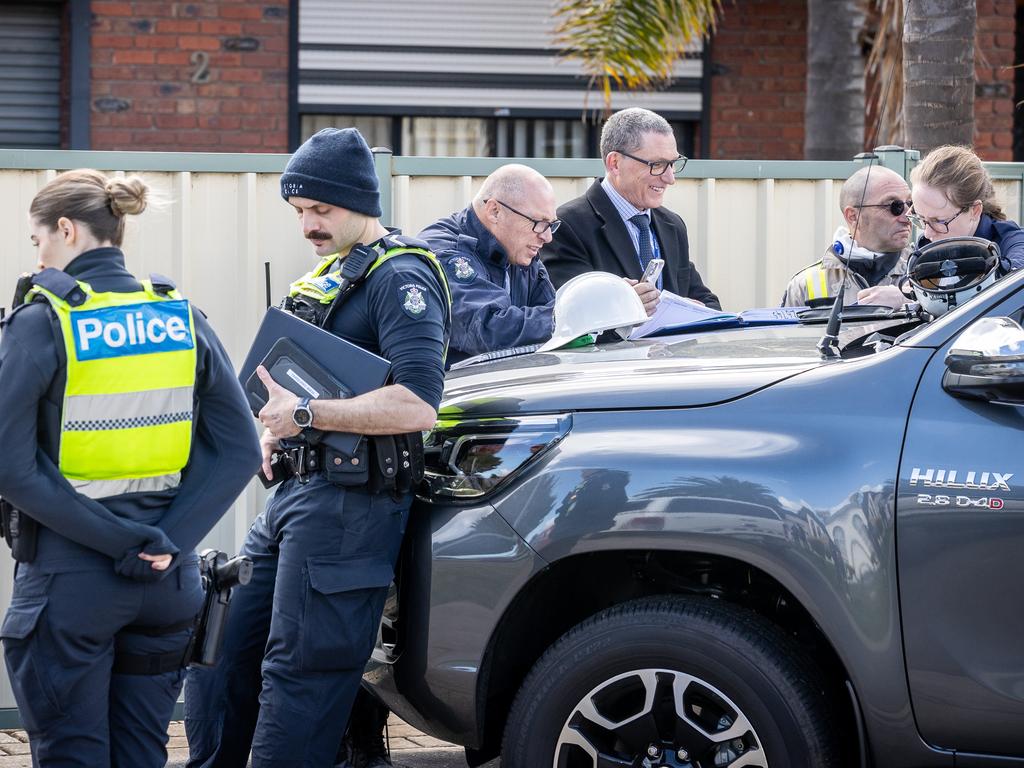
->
<box><xmin>449</xmin><ymin>256</ymin><xmax>476</xmax><ymax>283</ymax></box>
<box><xmin>399</xmin><ymin>282</ymin><xmax>429</xmax><ymax>319</ymax></box>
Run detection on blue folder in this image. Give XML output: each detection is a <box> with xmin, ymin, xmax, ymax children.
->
<box><xmin>239</xmin><ymin>307</ymin><xmax>391</xmax><ymax>456</ymax></box>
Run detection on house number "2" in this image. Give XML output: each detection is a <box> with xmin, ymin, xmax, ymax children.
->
<box><xmin>190</xmin><ymin>51</ymin><xmax>211</xmax><ymax>84</ymax></box>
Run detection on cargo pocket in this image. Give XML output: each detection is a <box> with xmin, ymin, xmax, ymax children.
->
<box><xmin>299</xmin><ymin>555</ymin><xmax>394</xmax><ymax>673</ymax></box>
<box><xmin>0</xmin><ymin>597</ymin><xmax>64</xmax><ymax>731</ymax></box>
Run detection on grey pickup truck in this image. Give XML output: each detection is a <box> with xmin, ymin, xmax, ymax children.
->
<box><xmin>365</xmin><ymin>268</ymin><xmax>1024</xmax><ymax>768</ymax></box>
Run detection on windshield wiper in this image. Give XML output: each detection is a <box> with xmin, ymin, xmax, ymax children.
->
<box><xmin>449</xmin><ymin>343</ymin><xmax>542</xmax><ymax>370</ymax></box>
<box><xmin>800</xmin><ymin>304</ymin><xmax>899</xmax><ymax>324</ymax></box>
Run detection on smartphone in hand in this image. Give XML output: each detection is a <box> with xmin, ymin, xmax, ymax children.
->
<box><xmin>641</xmin><ymin>258</ymin><xmax>665</xmax><ymax>285</ymax></box>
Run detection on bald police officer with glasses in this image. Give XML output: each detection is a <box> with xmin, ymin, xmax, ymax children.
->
<box><xmin>782</xmin><ymin>165</ymin><xmax>914</xmax><ymax>309</ymax></box>
<box><xmin>419</xmin><ymin>164</ymin><xmax>561</xmax><ymax>367</ymax></box>
<box><xmin>542</xmin><ymin>107</ymin><xmax>720</xmax><ymax>312</ymax></box>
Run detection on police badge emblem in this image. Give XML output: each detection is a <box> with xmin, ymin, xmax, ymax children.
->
<box><xmin>451</xmin><ymin>256</ymin><xmax>476</xmax><ymax>283</ymax></box>
<box><xmin>400</xmin><ymin>284</ymin><xmax>428</xmax><ymax>318</ymax></box>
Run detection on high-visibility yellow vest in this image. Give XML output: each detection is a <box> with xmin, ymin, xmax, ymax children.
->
<box><xmin>28</xmin><ymin>279</ymin><xmax>197</xmax><ymax>500</ymax></box>
<box><xmin>290</xmin><ymin>243</ymin><xmax>452</xmax><ymax>310</ymax></box>
<box><xmin>289</xmin><ymin>242</ymin><xmax>452</xmax><ymax>359</ymax></box>
<box><xmin>801</xmin><ymin>262</ymin><xmax>832</xmax><ymax>302</ymax></box>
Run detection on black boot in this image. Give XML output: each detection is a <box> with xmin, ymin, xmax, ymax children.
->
<box><xmin>337</xmin><ymin>688</ymin><xmax>393</xmax><ymax>768</ymax></box>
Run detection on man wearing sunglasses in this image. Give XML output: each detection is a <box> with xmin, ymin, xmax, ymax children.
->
<box><xmin>782</xmin><ymin>166</ymin><xmax>914</xmax><ymax>309</ymax></box>
<box><xmin>419</xmin><ymin>164</ymin><xmax>560</xmax><ymax>367</ymax></box>
<box><xmin>542</xmin><ymin>107</ymin><xmax>721</xmax><ymax>312</ymax></box>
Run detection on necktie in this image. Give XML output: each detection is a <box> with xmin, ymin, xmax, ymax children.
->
<box><xmin>629</xmin><ymin>213</ymin><xmax>655</xmax><ymax>273</ymax></box>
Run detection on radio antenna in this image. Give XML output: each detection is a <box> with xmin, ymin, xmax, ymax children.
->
<box><xmin>817</xmin><ymin>0</ymin><xmax>910</xmax><ymax>359</ymax></box>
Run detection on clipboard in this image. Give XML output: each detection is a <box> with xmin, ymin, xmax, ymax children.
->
<box><xmin>239</xmin><ymin>307</ymin><xmax>391</xmax><ymax>456</ymax></box>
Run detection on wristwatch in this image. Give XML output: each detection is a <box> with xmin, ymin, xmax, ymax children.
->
<box><xmin>292</xmin><ymin>397</ymin><xmax>314</xmax><ymax>429</ymax></box>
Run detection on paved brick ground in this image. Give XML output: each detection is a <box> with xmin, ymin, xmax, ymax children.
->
<box><xmin>0</xmin><ymin>714</ymin><xmax>472</xmax><ymax>767</ymax></box>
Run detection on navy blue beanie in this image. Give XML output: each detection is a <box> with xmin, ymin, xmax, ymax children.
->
<box><xmin>280</xmin><ymin>127</ymin><xmax>381</xmax><ymax>217</ymax></box>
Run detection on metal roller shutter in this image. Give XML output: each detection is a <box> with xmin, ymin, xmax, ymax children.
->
<box><xmin>0</xmin><ymin>2</ymin><xmax>61</xmax><ymax>149</ymax></box>
<box><xmin>297</xmin><ymin>0</ymin><xmax>702</xmax><ymax>119</ymax></box>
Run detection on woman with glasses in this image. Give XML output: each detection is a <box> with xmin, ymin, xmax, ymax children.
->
<box><xmin>909</xmin><ymin>144</ymin><xmax>1024</xmax><ymax>271</ymax></box>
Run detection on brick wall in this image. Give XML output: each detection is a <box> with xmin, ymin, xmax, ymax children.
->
<box><xmin>707</xmin><ymin>0</ymin><xmax>1016</xmax><ymax>162</ymax></box>
<box><xmin>90</xmin><ymin>1</ymin><xmax>289</xmax><ymax>152</ymax></box>
<box><xmin>706</xmin><ymin>0</ymin><xmax>807</xmax><ymax>160</ymax></box>
<box><xmin>974</xmin><ymin>0</ymin><xmax>1015</xmax><ymax>161</ymax></box>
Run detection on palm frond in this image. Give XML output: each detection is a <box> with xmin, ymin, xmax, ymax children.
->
<box><xmin>554</xmin><ymin>0</ymin><xmax>721</xmax><ymax>115</ymax></box>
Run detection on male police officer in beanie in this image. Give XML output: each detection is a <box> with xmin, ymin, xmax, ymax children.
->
<box><xmin>184</xmin><ymin>128</ymin><xmax>449</xmax><ymax>768</ymax></box>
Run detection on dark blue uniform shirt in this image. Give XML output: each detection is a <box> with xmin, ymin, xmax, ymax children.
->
<box><xmin>0</xmin><ymin>247</ymin><xmax>261</xmax><ymax>574</ymax></box>
<box><xmin>322</xmin><ymin>239</ymin><xmax>447</xmax><ymax>410</ymax></box>
<box><xmin>976</xmin><ymin>213</ymin><xmax>1024</xmax><ymax>271</ymax></box>
<box><xmin>419</xmin><ymin>206</ymin><xmax>555</xmax><ymax>367</ymax></box>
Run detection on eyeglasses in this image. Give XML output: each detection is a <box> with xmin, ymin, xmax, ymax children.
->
<box><xmin>907</xmin><ymin>206</ymin><xmax>969</xmax><ymax>235</ymax></box>
<box><xmin>854</xmin><ymin>199</ymin><xmax>913</xmax><ymax>217</ymax></box>
<box><xmin>618</xmin><ymin>150</ymin><xmax>688</xmax><ymax>176</ymax></box>
<box><xmin>491</xmin><ymin>199</ymin><xmax>561</xmax><ymax>234</ymax></box>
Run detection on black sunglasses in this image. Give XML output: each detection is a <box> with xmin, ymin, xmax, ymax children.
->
<box><xmin>618</xmin><ymin>150</ymin><xmax>688</xmax><ymax>176</ymax></box>
<box><xmin>490</xmin><ymin>199</ymin><xmax>561</xmax><ymax>234</ymax></box>
<box><xmin>853</xmin><ymin>199</ymin><xmax>913</xmax><ymax>217</ymax></box>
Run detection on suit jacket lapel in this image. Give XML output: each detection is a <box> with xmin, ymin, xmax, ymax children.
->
<box><xmin>650</xmin><ymin>209</ymin><xmax>682</xmax><ymax>294</ymax></box>
<box><xmin>588</xmin><ymin>181</ymin><xmax>642</xmax><ymax>280</ymax></box>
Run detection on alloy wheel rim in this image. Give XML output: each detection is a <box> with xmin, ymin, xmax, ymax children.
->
<box><xmin>554</xmin><ymin>668</ymin><xmax>768</xmax><ymax>767</ymax></box>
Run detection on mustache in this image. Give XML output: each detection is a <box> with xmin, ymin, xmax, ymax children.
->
<box><xmin>306</xmin><ymin>231</ymin><xmax>332</xmax><ymax>241</ymax></box>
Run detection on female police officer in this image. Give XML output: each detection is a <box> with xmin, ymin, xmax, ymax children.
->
<box><xmin>0</xmin><ymin>169</ymin><xmax>261</xmax><ymax>766</ymax></box>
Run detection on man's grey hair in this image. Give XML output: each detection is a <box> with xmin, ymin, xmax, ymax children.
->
<box><xmin>600</xmin><ymin>108</ymin><xmax>673</xmax><ymax>159</ymax></box>
<box><xmin>474</xmin><ymin>164</ymin><xmax>548</xmax><ymax>207</ymax></box>
<box><xmin>839</xmin><ymin>166</ymin><xmax>904</xmax><ymax>211</ymax></box>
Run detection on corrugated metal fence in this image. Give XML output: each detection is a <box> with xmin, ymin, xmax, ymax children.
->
<box><xmin>0</xmin><ymin>146</ymin><xmax>1020</xmax><ymax>719</ymax></box>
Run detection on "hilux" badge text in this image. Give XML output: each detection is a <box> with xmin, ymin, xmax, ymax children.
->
<box><xmin>910</xmin><ymin>468</ymin><xmax>1013</xmax><ymax>492</ymax></box>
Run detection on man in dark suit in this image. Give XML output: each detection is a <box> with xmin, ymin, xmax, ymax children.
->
<box><xmin>542</xmin><ymin>107</ymin><xmax>721</xmax><ymax>310</ymax></box>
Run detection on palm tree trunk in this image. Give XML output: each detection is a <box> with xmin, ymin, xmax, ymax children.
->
<box><xmin>903</xmin><ymin>0</ymin><xmax>975</xmax><ymax>152</ymax></box>
<box><xmin>805</xmin><ymin>0</ymin><xmax>866</xmax><ymax>160</ymax></box>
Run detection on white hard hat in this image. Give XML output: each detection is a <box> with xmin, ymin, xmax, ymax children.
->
<box><xmin>539</xmin><ymin>272</ymin><xmax>648</xmax><ymax>352</ymax></box>
<box><xmin>907</xmin><ymin>236</ymin><xmax>1002</xmax><ymax>317</ymax></box>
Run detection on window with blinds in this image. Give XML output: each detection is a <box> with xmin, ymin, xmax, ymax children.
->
<box><xmin>295</xmin><ymin>0</ymin><xmax>702</xmax><ymax>157</ymax></box>
<box><xmin>0</xmin><ymin>3</ymin><xmax>61</xmax><ymax>149</ymax></box>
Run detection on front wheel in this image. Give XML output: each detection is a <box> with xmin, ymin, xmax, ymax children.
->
<box><xmin>502</xmin><ymin>596</ymin><xmax>841</xmax><ymax>768</ymax></box>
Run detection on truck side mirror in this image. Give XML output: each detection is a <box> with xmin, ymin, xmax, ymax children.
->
<box><xmin>943</xmin><ymin>317</ymin><xmax>1024</xmax><ymax>404</ymax></box>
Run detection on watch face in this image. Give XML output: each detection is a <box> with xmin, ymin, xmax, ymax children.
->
<box><xmin>293</xmin><ymin>404</ymin><xmax>312</xmax><ymax>427</ymax></box>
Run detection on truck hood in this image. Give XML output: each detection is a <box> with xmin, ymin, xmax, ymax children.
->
<box><xmin>440</xmin><ymin>324</ymin><xmax>854</xmax><ymax>417</ymax></box>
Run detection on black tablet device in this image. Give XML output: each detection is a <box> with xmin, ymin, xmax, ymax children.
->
<box><xmin>239</xmin><ymin>308</ymin><xmax>392</xmax><ymax>456</ymax></box>
<box><xmin>245</xmin><ymin>337</ymin><xmax>353</xmax><ymax>409</ymax></box>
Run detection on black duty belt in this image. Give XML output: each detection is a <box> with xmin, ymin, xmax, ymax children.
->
<box><xmin>274</xmin><ymin>434</ymin><xmax>422</xmax><ymax>495</ymax></box>
<box><xmin>281</xmin><ymin>442</ymin><xmax>320</xmax><ymax>484</ymax></box>
<box><xmin>279</xmin><ymin>441</ymin><xmax>365</xmax><ymax>485</ymax></box>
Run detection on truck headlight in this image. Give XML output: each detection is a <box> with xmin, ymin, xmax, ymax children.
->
<box><xmin>421</xmin><ymin>414</ymin><xmax>572</xmax><ymax>501</ymax></box>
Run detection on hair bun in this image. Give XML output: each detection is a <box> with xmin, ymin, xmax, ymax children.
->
<box><xmin>106</xmin><ymin>175</ymin><xmax>149</xmax><ymax>217</ymax></box>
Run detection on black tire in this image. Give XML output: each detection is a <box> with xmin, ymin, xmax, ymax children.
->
<box><xmin>502</xmin><ymin>596</ymin><xmax>841</xmax><ymax>768</ymax></box>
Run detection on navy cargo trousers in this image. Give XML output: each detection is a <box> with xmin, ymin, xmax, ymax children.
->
<box><xmin>184</xmin><ymin>473</ymin><xmax>409</xmax><ymax>768</ymax></box>
<box><xmin>1</xmin><ymin>559</ymin><xmax>203</xmax><ymax>767</ymax></box>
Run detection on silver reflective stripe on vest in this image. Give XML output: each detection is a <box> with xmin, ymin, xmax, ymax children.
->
<box><xmin>70</xmin><ymin>473</ymin><xmax>182</xmax><ymax>500</ymax></box>
<box><xmin>61</xmin><ymin>386</ymin><xmax>194</xmax><ymax>431</ymax></box>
